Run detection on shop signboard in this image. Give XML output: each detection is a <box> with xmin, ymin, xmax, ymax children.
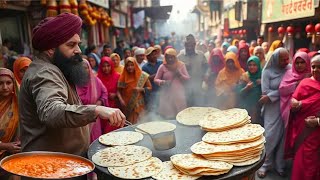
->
<box><xmin>262</xmin><ymin>0</ymin><xmax>315</xmax><ymax>23</ymax></box>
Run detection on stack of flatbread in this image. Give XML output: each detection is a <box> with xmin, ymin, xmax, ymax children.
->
<box><xmin>199</xmin><ymin>108</ymin><xmax>251</xmax><ymax>131</ymax></box>
<box><xmin>191</xmin><ymin>124</ymin><xmax>265</xmax><ymax>166</ymax></box>
<box><xmin>92</xmin><ymin>145</ymin><xmax>163</xmax><ymax>179</ymax></box>
<box><xmin>170</xmin><ymin>154</ymin><xmax>233</xmax><ymax>176</ymax></box>
<box><xmin>176</xmin><ymin>107</ymin><xmax>220</xmax><ymax>126</ymax></box>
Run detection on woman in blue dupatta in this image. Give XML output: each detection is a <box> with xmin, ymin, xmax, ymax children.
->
<box><xmin>236</xmin><ymin>56</ymin><xmax>262</xmax><ymax>124</ymax></box>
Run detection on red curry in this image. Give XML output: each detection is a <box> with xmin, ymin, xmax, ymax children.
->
<box><xmin>2</xmin><ymin>154</ymin><xmax>93</xmax><ymax>179</ymax></box>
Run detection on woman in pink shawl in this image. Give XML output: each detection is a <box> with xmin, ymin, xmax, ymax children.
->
<box><xmin>279</xmin><ymin>51</ymin><xmax>311</xmax><ymax>128</ymax></box>
<box><xmin>76</xmin><ymin>59</ymin><xmax>109</xmax><ymax>142</ymax></box>
<box><xmin>238</xmin><ymin>42</ymin><xmax>250</xmax><ymax>71</ymax></box>
<box><xmin>97</xmin><ymin>56</ymin><xmax>120</xmax><ymax>132</ymax></box>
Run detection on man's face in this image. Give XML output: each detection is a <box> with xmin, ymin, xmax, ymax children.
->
<box><xmin>53</xmin><ymin>34</ymin><xmax>89</xmax><ymax>86</ymax></box>
<box><xmin>124</xmin><ymin>50</ymin><xmax>131</xmax><ymax>59</ymax></box>
<box><xmin>136</xmin><ymin>54</ymin><xmax>145</xmax><ymax>63</ymax></box>
<box><xmin>185</xmin><ymin>41</ymin><xmax>196</xmax><ymax>54</ymax></box>
<box><xmin>103</xmin><ymin>48</ymin><xmax>112</xmax><ymax>57</ymax></box>
<box><xmin>257</xmin><ymin>38</ymin><xmax>263</xmax><ymax>46</ymax></box>
<box><xmin>147</xmin><ymin>51</ymin><xmax>157</xmax><ymax>62</ymax></box>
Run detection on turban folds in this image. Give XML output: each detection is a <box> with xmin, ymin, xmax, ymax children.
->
<box><xmin>32</xmin><ymin>13</ymin><xmax>82</xmax><ymax>51</ymax></box>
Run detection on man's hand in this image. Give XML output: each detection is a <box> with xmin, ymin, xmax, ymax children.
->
<box><xmin>95</xmin><ymin>106</ymin><xmax>125</xmax><ymax>127</ymax></box>
<box><xmin>245</xmin><ymin>81</ymin><xmax>254</xmax><ymax>90</ymax></box>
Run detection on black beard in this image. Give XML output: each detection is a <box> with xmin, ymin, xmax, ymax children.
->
<box><xmin>53</xmin><ymin>49</ymin><xmax>89</xmax><ymax>86</ymax></box>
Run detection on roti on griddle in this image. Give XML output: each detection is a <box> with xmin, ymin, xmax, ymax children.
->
<box><xmin>152</xmin><ymin>161</ymin><xmax>201</xmax><ymax>180</ymax></box>
<box><xmin>99</xmin><ymin>131</ymin><xmax>143</xmax><ymax>146</ymax></box>
<box><xmin>92</xmin><ymin>145</ymin><xmax>152</xmax><ymax>167</ymax></box>
<box><xmin>176</xmin><ymin>107</ymin><xmax>220</xmax><ymax>126</ymax></box>
<box><xmin>108</xmin><ymin>157</ymin><xmax>163</xmax><ymax>179</ymax></box>
<box><xmin>135</xmin><ymin>121</ymin><xmax>176</xmax><ymax>134</ymax></box>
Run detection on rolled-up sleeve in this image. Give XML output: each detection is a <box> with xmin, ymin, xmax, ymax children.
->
<box><xmin>31</xmin><ymin>68</ymin><xmax>97</xmax><ymax>128</ymax></box>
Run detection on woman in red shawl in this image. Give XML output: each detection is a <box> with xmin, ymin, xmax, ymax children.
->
<box><xmin>76</xmin><ymin>60</ymin><xmax>109</xmax><ymax>142</ymax></box>
<box><xmin>238</xmin><ymin>42</ymin><xmax>250</xmax><ymax>71</ymax></box>
<box><xmin>206</xmin><ymin>48</ymin><xmax>225</xmax><ymax>106</ymax></box>
<box><xmin>285</xmin><ymin>55</ymin><xmax>320</xmax><ymax>180</ymax></box>
<box><xmin>97</xmin><ymin>56</ymin><xmax>121</xmax><ymax>132</ymax></box>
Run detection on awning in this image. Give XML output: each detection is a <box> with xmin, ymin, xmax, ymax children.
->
<box><xmin>133</xmin><ymin>5</ymin><xmax>172</xmax><ymax>20</ymax></box>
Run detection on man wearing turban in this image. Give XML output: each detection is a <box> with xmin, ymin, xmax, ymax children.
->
<box><xmin>19</xmin><ymin>13</ymin><xmax>125</xmax><ymax>162</ymax></box>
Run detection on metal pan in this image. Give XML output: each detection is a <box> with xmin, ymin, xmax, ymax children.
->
<box><xmin>0</xmin><ymin>151</ymin><xmax>95</xmax><ymax>179</ymax></box>
<box><xmin>125</xmin><ymin>120</ymin><xmax>176</xmax><ymax>151</ymax></box>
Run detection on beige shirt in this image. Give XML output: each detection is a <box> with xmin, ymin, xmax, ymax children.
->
<box><xmin>19</xmin><ymin>53</ymin><xmax>97</xmax><ymax>157</ymax></box>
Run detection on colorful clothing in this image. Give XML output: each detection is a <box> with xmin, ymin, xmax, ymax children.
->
<box><xmin>238</xmin><ymin>42</ymin><xmax>250</xmax><ymax>71</ymax></box>
<box><xmin>215</xmin><ymin>52</ymin><xmax>244</xmax><ymax>109</ymax></box>
<box><xmin>279</xmin><ymin>52</ymin><xmax>310</xmax><ymax>128</ymax></box>
<box><xmin>118</xmin><ymin>57</ymin><xmax>152</xmax><ymax>124</ymax></box>
<box><xmin>110</xmin><ymin>53</ymin><xmax>124</xmax><ymax>74</ymax></box>
<box><xmin>285</xmin><ymin>78</ymin><xmax>320</xmax><ymax>180</ymax></box>
<box><xmin>236</xmin><ymin>56</ymin><xmax>262</xmax><ymax>124</ymax></box>
<box><xmin>266</xmin><ymin>40</ymin><xmax>282</xmax><ymax>62</ymax></box>
<box><xmin>259</xmin><ymin>48</ymin><xmax>290</xmax><ymax>174</ymax></box>
<box><xmin>154</xmin><ymin>48</ymin><xmax>190</xmax><ymax>119</ymax></box>
<box><xmin>13</xmin><ymin>57</ymin><xmax>32</xmax><ymax>85</ymax></box>
<box><xmin>76</xmin><ymin>60</ymin><xmax>109</xmax><ymax>142</ymax></box>
<box><xmin>0</xmin><ymin>68</ymin><xmax>19</xmax><ymax>157</ymax></box>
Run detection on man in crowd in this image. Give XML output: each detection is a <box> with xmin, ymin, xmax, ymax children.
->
<box><xmin>204</xmin><ymin>40</ymin><xmax>215</xmax><ymax>61</ymax></box>
<box><xmin>101</xmin><ymin>44</ymin><xmax>112</xmax><ymax>57</ymax></box>
<box><xmin>178</xmin><ymin>34</ymin><xmax>208</xmax><ymax>106</ymax></box>
<box><xmin>142</xmin><ymin>47</ymin><xmax>162</xmax><ymax>110</ymax></box>
<box><xmin>134</xmin><ymin>48</ymin><xmax>147</xmax><ymax>68</ymax></box>
<box><xmin>257</xmin><ymin>36</ymin><xmax>264</xmax><ymax>46</ymax></box>
<box><xmin>154</xmin><ymin>45</ymin><xmax>164</xmax><ymax>61</ymax></box>
<box><xmin>19</xmin><ymin>13</ymin><xmax>125</xmax><ymax>164</ymax></box>
<box><xmin>114</xmin><ymin>40</ymin><xmax>125</xmax><ymax>59</ymax></box>
<box><xmin>123</xmin><ymin>47</ymin><xmax>132</xmax><ymax>61</ymax></box>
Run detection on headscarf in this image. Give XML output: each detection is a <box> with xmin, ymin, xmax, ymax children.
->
<box><xmin>264</xmin><ymin>47</ymin><xmax>290</xmax><ymax>76</ymax></box>
<box><xmin>97</xmin><ymin>56</ymin><xmax>120</xmax><ymax>94</ymax></box>
<box><xmin>76</xmin><ymin>60</ymin><xmax>108</xmax><ymax>106</ymax></box>
<box><xmin>238</xmin><ymin>42</ymin><xmax>250</xmax><ymax>70</ymax></box>
<box><xmin>32</xmin><ymin>13</ymin><xmax>82</xmax><ymax>51</ymax></box>
<box><xmin>0</xmin><ymin>68</ymin><xmax>19</xmax><ymax>155</ymax></box>
<box><xmin>215</xmin><ymin>52</ymin><xmax>245</xmax><ymax>97</ymax></box>
<box><xmin>247</xmin><ymin>56</ymin><xmax>262</xmax><ymax>84</ymax></box>
<box><xmin>208</xmin><ymin>48</ymin><xmax>225</xmax><ymax>73</ymax></box>
<box><xmin>268</xmin><ymin>40</ymin><xmax>282</xmax><ymax>53</ymax></box>
<box><xmin>120</xmin><ymin>57</ymin><xmax>143</xmax><ymax>84</ymax></box>
<box><xmin>279</xmin><ymin>51</ymin><xmax>311</xmax><ymax>127</ymax></box>
<box><xmin>308</xmin><ymin>51</ymin><xmax>318</xmax><ymax>59</ymax></box>
<box><xmin>232</xmin><ymin>39</ymin><xmax>239</xmax><ymax>46</ymax></box>
<box><xmin>227</xmin><ymin>46</ymin><xmax>238</xmax><ymax>54</ymax></box>
<box><xmin>110</xmin><ymin>53</ymin><xmax>124</xmax><ymax>74</ymax></box>
<box><xmin>13</xmin><ymin>57</ymin><xmax>32</xmax><ymax>84</ymax></box>
<box><xmin>297</xmin><ymin>48</ymin><xmax>309</xmax><ymax>53</ymax></box>
<box><xmin>222</xmin><ymin>42</ymin><xmax>230</xmax><ymax>48</ymax></box>
<box><xmin>253</xmin><ymin>46</ymin><xmax>266</xmax><ymax>68</ymax></box>
<box><xmin>163</xmin><ymin>48</ymin><xmax>184</xmax><ymax>71</ymax></box>
<box><xmin>88</xmin><ymin>53</ymin><xmax>99</xmax><ymax>72</ymax></box>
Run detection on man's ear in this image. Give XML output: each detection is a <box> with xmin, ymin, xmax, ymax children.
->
<box><xmin>46</xmin><ymin>48</ymin><xmax>55</xmax><ymax>57</ymax></box>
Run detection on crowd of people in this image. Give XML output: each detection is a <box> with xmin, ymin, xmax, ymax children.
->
<box><xmin>0</xmin><ymin>13</ymin><xmax>320</xmax><ymax>180</ymax></box>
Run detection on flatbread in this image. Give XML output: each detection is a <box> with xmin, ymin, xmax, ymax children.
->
<box><xmin>99</xmin><ymin>131</ymin><xmax>144</xmax><ymax>146</ymax></box>
<box><xmin>191</xmin><ymin>136</ymin><xmax>265</xmax><ymax>155</ymax></box>
<box><xmin>152</xmin><ymin>161</ymin><xmax>201</xmax><ymax>180</ymax></box>
<box><xmin>135</xmin><ymin>121</ymin><xmax>176</xmax><ymax>135</ymax></box>
<box><xmin>230</xmin><ymin>156</ymin><xmax>261</xmax><ymax>166</ymax></box>
<box><xmin>201</xmin><ymin>119</ymin><xmax>251</xmax><ymax>132</ymax></box>
<box><xmin>202</xmin><ymin>124</ymin><xmax>265</xmax><ymax>144</ymax></box>
<box><xmin>92</xmin><ymin>145</ymin><xmax>152</xmax><ymax>167</ymax></box>
<box><xmin>176</xmin><ymin>107</ymin><xmax>220</xmax><ymax>126</ymax></box>
<box><xmin>170</xmin><ymin>154</ymin><xmax>232</xmax><ymax>171</ymax></box>
<box><xmin>108</xmin><ymin>157</ymin><xmax>163</xmax><ymax>179</ymax></box>
<box><xmin>199</xmin><ymin>108</ymin><xmax>249</xmax><ymax>131</ymax></box>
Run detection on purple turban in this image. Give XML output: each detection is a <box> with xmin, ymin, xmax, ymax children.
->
<box><xmin>32</xmin><ymin>13</ymin><xmax>82</xmax><ymax>51</ymax></box>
